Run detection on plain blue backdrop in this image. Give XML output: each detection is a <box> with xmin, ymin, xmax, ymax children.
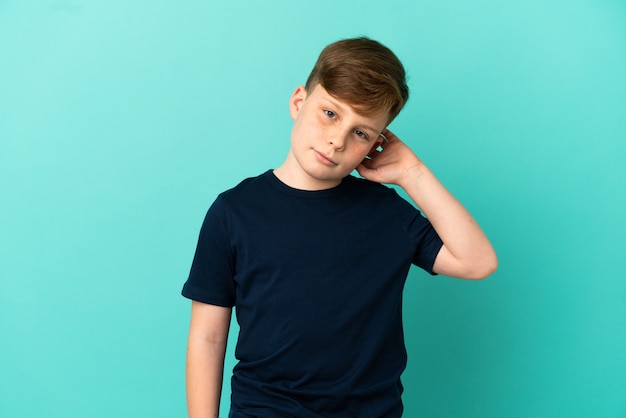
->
<box><xmin>1</xmin><ymin>1</ymin><xmax>625</xmax><ymax>417</ymax></box>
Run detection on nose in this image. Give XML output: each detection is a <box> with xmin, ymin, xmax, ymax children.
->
<box><xmin>328</xmin><ymin>129</ymin><xmax>348</xmax><ymax>151</ymax></box>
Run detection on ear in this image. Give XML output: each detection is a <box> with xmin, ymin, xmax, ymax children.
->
<box><xmin>289</xmin><ymin>86</ymin><xmax>307</xmax><ymax>120</ymax></box>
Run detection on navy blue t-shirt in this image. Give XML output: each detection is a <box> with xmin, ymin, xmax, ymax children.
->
<box><xmin>183</xmin><ymin>170</ymin><xmax>443</xmax><ymax>417</ymax></box>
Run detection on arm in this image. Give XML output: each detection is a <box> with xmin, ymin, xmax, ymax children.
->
<box><xmin>357</xmin><ymin>129</ymin><xmax>497</xmax><ymax>280</ymax></box>
<box><xmin>186</xmin><ymin>300</ymin><xmax>232</xmax><ymax>418</ymax></box>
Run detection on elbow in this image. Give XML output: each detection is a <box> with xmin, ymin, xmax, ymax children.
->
<box><xmin>469</xmin><ymin>266</ymin><xmax>497</xmax><ymax>281</ymax></box>
<box><xmin>435</xmin><ymin>245</ymin><xmax>498</xmax><ymax>280</ymax></box>
<box><xmin>468</xmin><ymin>252</ymin><xmax>498</xmax><ymax>280</ymax></box>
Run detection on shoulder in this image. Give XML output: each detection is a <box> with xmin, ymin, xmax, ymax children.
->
<box><xmin>342</xmin><ymin>175</ymin><xmax>407</xmax><ymax>205</ymax></box>
<box><xmin>217</xmin><ymin>170</ymin><xmax>273</xmax><ymax>203</ymax></box>
<box><xmin>344</xmin><ymin>175</ymin><xmax>430</xmax><ymax>228</ymax></box>
<box><xmin>198</xmin><ymin>171</ymin><xmax>271</xmax><ymax>223</ymax></box>
<box><xmin>343</xmin><ymin>175</ymin><xmax>395</xmax><ymax>195</ymax></box>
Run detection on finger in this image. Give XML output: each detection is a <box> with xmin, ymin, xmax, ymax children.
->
<box><xmin>366</xmin><ymin>148</ymin><xmax>383</xmax><ymax>160</ymax></box>
<box><xmin>382</xmin><ymin>128</ymin><xmax>399</xmax><ymax>142</ymax></box>
<box><xmin>356</xmin><ymin>163</ymin><xmax>384</xmax><ymax>183</ymax></box>
<box><xmin>357</xmin><ymin>162</ymin><xmax>372</xmax><ymax>174</ymax></box>
<box><xmin>361</xmin><ymin>153</ymin><xmax>381</xmax><ymax>167</ymax></box>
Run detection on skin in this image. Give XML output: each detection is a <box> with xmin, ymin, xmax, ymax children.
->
<box><xmin>274</xmin><ymin>84</ymin><xmax>389</xmax><ymax>191</ymax></box>
<box><xmin>186</xmin><ymin>83</ymin><xmax>498</xmax><ymax>417</ymax></box>
<box><xmin>357</xmin><ymin>129</ymin><xmax>498</xmax><ymax>280</ymax></box>
<box><xmin>186</xmin><ymin>301</ymin><xmax>231</xmax><ymax>418</ymax></box>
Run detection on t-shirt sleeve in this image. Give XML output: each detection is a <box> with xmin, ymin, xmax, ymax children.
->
<box><xmin>181</xmin><ymin>196</ymin><xmax>236</xmax><ymax>307</ymax></box>
<box><xmin>393</xmin><ymin>190</ymin><xmax>443</xmax><ymax>275</ymax></box>
<box><xmin>407</xmin><ymin>213</ymin><xmax>443</xmax><ymax>275</ymax></box>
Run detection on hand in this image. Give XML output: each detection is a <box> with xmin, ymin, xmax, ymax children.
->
<box><xmin>359</xmin><ymin>129</ymin><xmax>497</xmax><ymax>279</ymax></box>
<box><xmin>356</xmin><ymin>129</ymin><xmax>423</xmax><ymax>186</ymax></box>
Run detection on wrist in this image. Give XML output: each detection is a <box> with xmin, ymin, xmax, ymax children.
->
<box><xmin>397</xmin><ymin>159</ymin><xmax>429</xmax><ymax>189</ymax></box>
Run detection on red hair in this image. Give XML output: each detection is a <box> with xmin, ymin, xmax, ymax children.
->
<box><xmin>305</xmin><ymin>37</ymin><xmax>409</xmax><ymax>124</ymax></box>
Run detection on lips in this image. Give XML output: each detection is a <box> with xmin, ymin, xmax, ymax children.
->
<box><xmin>314</xmin><ymin>150</ymin><xmax>337</xmax><ymax>166</ymax></box>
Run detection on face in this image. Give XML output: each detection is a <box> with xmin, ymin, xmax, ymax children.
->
<box><xmin>281</xmin><ymin>84</ymin><xmax>388</xmax><ymax>190</ymax></box>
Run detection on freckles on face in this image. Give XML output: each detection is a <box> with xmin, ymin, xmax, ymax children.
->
<box><xmin>289</xmin><ymin>85</ymin><xmax>390</xmax><ymax>180</ymax></box>
<box><xmin>304</xmin><ymin>88</ymin><xmax>387</xmax><ymax>148</ymax></box>
<box><xmin>283</xmin><ymin>85</ymin><xmax>390</xmax><ymax>190</ymax></box>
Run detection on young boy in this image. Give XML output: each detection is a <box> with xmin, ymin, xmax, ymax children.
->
<box><xmin>183</xmin><ymin>37</ymin><xmax>497</xmax><ymax>417</ymax></box>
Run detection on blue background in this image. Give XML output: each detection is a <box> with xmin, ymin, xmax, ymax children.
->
<box><xmin>1</xmin><ymin>1</ymin><xmax>625</xmax><ymax>417</ymax></box>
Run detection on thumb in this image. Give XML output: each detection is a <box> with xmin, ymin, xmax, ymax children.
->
<box><xmin>356</xmin><ymin>162</ymin><xmax>379</xmax><ymax>182</ymax></box>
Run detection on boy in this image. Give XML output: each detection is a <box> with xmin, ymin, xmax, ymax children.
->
<box><xmin>183</xmin><ymin>37</ymin><xmax>497</xmax><ymax>417</ymax></box>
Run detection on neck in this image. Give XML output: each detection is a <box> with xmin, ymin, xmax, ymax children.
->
<box><xmin>273</xmin><ymin>153</ymin><xmax>342</xmax><ymax>191</ymax></box>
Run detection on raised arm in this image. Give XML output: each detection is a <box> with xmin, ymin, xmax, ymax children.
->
<box><xmin>186</xmin><ymin>301</ymin><xmax>232</xmax><ymax>417</ymax></box>
<box><xmin>357</xmin><ymin>129</ymin><xmax>497</xmax><ymax>280</ymax></box>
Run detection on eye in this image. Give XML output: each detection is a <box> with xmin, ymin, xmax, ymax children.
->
<box><xmin>324</xmin><ymin>110</ymin><xmax>336</xmax><ymax>118</ymax></box>
<box><xmin>354</xmin><ymin>129</ymin><xmax>369</xmax><ymax>140</ymax></box>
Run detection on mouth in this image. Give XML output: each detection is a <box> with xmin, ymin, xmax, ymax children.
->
<box><xmin>314</xmin><ymin>150</ymin><xmax>337</xmax><ymax>166</ymax></box>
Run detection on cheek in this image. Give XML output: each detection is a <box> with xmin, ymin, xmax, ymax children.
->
<box><xmin>346</xmin><ymin>143</ymin><xmax>373</xmax><ymax>161</ymax></box>
<box><xmin>292</xmin><ymin>117</ymin><xmax>316</xmax><ymax>141</ymax></box>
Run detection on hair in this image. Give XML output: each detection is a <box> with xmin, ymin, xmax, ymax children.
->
<box><xmin>305</xmin><ymin>37</ymin><xmax>409</xmax><ymax>124</ymax></box>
